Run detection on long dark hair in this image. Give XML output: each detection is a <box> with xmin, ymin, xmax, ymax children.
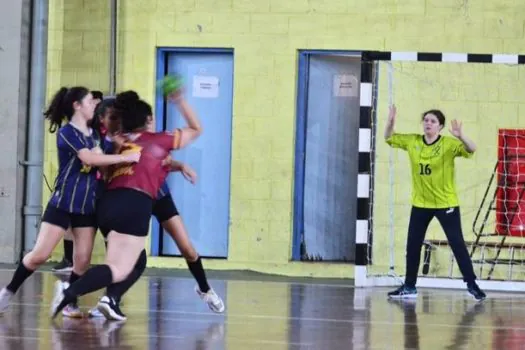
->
<box><xmin>44</xmin><ymin>86</ymin><xmax>90</xmax><ymax>133</ymax></box>
<box><xmin>112</xmin><ymin>90</ymin><xmax>152</xmax><ymax>133</ymax></box>
<box><xmin>91</xmin><ymin>90</ymin><xmax>103</xmax><ymax>101</ymax></box>
<box><xmin>90</xmin><ymin>98</ymin><xmax>116</xmax><ymax>133</ymax></box>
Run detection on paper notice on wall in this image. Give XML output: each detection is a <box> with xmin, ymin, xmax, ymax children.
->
<box><xmin>192</xmin><ymin>75</ymin><xmax>219</xmax><ymax>98</ymax></box>
<box><xmin>333</xmin><ymin>74</ymin><xmax>358</xmax><ymax>97</ymax></box>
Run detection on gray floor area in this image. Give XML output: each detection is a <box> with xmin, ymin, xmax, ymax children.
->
<box><xmin>0</xmin><ymin>267</ymin><xmax>518</xmax><ymax>349</ymax></box>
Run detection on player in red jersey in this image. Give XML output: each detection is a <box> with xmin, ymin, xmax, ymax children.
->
<box><xmin>87</xmin><ymin>110</ymin><xmax>224</xmax><ymax>320</ymax></box>
<box><xmin>50</xmin><ymin>90</ymin><xmax>202</xmax><ymax>319</ymax></box>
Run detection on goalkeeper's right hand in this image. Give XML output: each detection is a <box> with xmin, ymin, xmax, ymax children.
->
<box><xmin>388</xmin><ymin>104</ymin><xmax>397</xmax><ymax>125</ymax></box>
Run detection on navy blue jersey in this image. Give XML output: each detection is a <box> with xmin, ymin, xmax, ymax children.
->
<box><xmin>102</xmin><ymin>135</ymin><xmax>114</xmax><ymax>154</ymax></box>
<box><xmin>48</xmin><ymin>123</ymin><xmax>101</xmax><ymax>214</ymax></box>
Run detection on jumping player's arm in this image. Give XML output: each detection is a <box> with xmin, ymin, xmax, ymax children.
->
<box><xmin>58</xmin><ymin>127</ymin><xmax>140</xmax><ymax>167</ymax></box>
<box><xmin>165</xmin><ymin>159</ymin><xmax>183</xmax><ymax>172</ymax></box>
<box><xmin>168</xmin><ymin>91</ymin><xmax>202</xmax><ymax>149</ymax></box>
<box><xmin>449</xmin><ymin>119</ymin><xmax>476</xmax><ymax>155</ymax></box>
<box><xmin>160</xmin><ymin>155</ymin><xmax>197</xmax><ymax>184</ymax></box>
<box><xmin>170</xmin><ymin>160</ymin><xmax>197</xmax><ymax>184</ymax></box>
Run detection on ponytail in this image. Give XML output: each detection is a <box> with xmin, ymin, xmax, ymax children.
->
<box><xmin>44</xmin><ymin>86</ymin><xmax>90</xmax><ymax>133</ymax></box>
<box><xmin>44</xmin><ymin>87</ymin><xmax>68</xmax><ymax>133</ymax></box>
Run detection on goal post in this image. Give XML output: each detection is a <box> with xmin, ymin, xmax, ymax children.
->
<box><xmin>355</xmin><ymin>51</ymin><xmax>525</xmax><ymax>292</ymax></box>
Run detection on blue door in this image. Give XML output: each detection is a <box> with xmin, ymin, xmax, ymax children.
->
<box><xmin>294</xmin><ymin>53</ymin><xmax>361</xmax><ymax>261</ymax></box>
<box><xmin>159</xmin><ymin>51</ymin><xmax>233</xmax><ymax>258</ymax></box>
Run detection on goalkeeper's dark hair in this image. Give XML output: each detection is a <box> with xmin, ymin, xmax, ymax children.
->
<box><xmin>422</xmin><ymin>109</ymin><xmax>445</xmax><ymax>126</ymax></box>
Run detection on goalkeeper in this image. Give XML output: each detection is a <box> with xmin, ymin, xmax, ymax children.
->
<box><xmin>384</xmin><ymin>105</ymin><xmax>486</xmax><ymax>301</ymax></box>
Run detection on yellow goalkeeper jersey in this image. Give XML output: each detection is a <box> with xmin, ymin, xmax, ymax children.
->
<box><xmin>386</xmin><ymin>133</ymin><xmax>473</xmax><ymax>209</ymax></box>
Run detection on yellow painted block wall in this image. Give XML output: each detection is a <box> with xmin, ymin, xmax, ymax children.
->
<box><xmin>43</xmin><ymin>0</ymin><xmax>525</xmax><ymax>347</ymax></box>
<box><xmin>44</xmin><ymin>0</ymin><xmax>388</xmax><ymax>270</ymax></box>
<box><xmin>116</xmin><ymin>0</ymin><xmax>390</xmax><ymax>267</ymax></box>
<box><xmin>45</xmin><ymin>0</ymin><xmax>525</xmax><ymax>278</ymax></box>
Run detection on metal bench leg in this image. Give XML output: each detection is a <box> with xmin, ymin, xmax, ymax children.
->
<box><xmin>422</xmin><ymin>243</ymin><xmax>432</xmax><ymax>275</ymax></box>
<box><xmin>449</xmin><ymin>251</ymin><xmax>455</xmax><ymax>278</ymax></box>
<box><xmin>480</xmin><ymin>247</ymin><xmax>485</xmax><ymax>279</ymax></box>
<box><xmin>508</xmin><ymin>247</ymin><xmax>515</xmax><ymax>280</ymax></box>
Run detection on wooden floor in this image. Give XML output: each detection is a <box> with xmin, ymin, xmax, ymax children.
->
<box><xmin>0</xmin><ymin>269</ymin><xmax>523</xmax><ymax>349</ymax></box>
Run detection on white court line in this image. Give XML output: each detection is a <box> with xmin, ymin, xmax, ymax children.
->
<box><xmin>0</xmin><ymin>268</ymin><xmax>354</xmax><ymax>289</ymax></box>
<box><xmin>0</xmin><ymin>335</ymin><xmax>39</xmax><ymax>340</ymax></box>
<box><xmin>9</xmin><ymin>301</ymin><xmax>525</xmax><ymax>332</ymax></box>
<box><xmin>14</xmin><ymin>326</ymin><xmax>311</xmax><ymax>346</ymax></box>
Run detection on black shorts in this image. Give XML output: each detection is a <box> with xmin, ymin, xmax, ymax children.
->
<box><xmin>41</xmin><ymin>204</ymin><xmax>97</xmax><ymax>231</ymax></box>
<box><xmin>95</xmin><ymin>179</ymin><xmax>106</xmax><ymax>201</ymax></box>
<box><xmin>97</xmin><ymin>188</ymin><xmax>153</xmax><ymax>237</ymax></box>
<box><xmin>152</xmin><ymin>193</ymin><xmax>179</xmax><ymax>223</ymax></box>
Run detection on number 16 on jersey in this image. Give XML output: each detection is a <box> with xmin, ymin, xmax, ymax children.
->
<box><xmin>419</xmin><ymin>163</ymin><xmax>431</xmax><ymax>175</ymax></box>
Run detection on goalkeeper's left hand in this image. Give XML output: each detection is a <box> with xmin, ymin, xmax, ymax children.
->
<box><xmin>449</xmin><ymin>119</ymin><xmax>463</xmax><ymax>138</ymax></box>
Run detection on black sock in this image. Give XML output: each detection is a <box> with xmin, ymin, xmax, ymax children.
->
<box><xmin>68</xmin><ymin>271</ymin><xmax>81</xmax><ymax>284</ymax></box>
<box><xmin>64</xmin><ymin>264</ymin><xmax>113</xmax><ymax>299</ymax></box>
<box><xmin>106</xmin><ymin>250</ymin><xmax>147</xmax><ymax>303</ymax></box>
<box><xmin>6</xmin><ymin>262</ymin><xmax>34</xmax><ymax>294</ymax></box>
<box><xmin>187</xmin><ymin>257</ymin><xmax>210</xmax><ymax>293</ymax></box>
<box><xmin>67</xmin><ymin>271</ymin><xmax>81</xmax><ymax>304</ymax></box>
<box><xmin>64</xmin><ymin>239</ymin><xmax>73</xmax><ymax>262</ymax></box>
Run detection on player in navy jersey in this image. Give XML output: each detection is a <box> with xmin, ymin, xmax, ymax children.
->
<box><xmin>53</xmin><ymin>90</ymin><xmax>105</xmax><ymax>273</ymax></box>
<box><xmin>51</xmin><ymin>90</ymin><xmax>203</xmax><ymax>320</ymax></box>
<box><xmin>0</xmin><ymin>87</ymin><xmax>141</xmax><ymax>317</ymax></box>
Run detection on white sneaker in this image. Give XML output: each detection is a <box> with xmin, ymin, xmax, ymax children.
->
<box><xmin>0</xmin><ymin>288</ymin><xmax>13</xmax><ymax>314</ymax></box>
<box><xmin>195</xmin><ymin>286</ymin><xmax>225</xmax><ymax>313</ymax></box>
<box><xmin>88</xmin><ymin>306</ymin><xmax>104</xmax><ymax>318</ymax></box>
<box><xmin>97</xmin><ymin>296</ymin><xmax>127</xmax><ymax>321</ymax></box>
<box><xmin>50</xmin><ymin>281</ymin><xmax>67</xmax><ymax>318</ymax></box>
<box><xmin>62</xmin><ymin>304</ymin><xmax>83</xmax><ymax>318</ymax></box>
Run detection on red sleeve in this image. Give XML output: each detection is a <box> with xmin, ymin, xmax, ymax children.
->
<box><xmin>156</xmin><ymin>129</ymin><xmax>181</xmax><ymax>152</ymax></box>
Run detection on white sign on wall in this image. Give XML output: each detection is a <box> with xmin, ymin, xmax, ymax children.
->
<box><xmin>333</xmin><ymin>74</ymin><xmax>358</xmax><ymax>97</ymax></box>
<box><xmin>192</xmin><ymin>75</ymin><xmax>219</xmax><ymax>98</ymax></box>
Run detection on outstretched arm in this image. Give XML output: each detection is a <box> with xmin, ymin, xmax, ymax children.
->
<box><xmin>450</xmin><ymin>120</ymin><xmax>476</xmax><ymax>153</ymax></box>
<box><xmin>168</xmin><ymin>90</ymin><xmax>203</xmax><ymax>149</ymax></box>
<box><xmin>384</xmin><ymin>105</ymin><xmax>396</xmax><ymax>140</ymax></box>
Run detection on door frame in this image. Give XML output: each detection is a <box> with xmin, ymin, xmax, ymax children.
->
<box><xmin>151</xmin><ymin>47</ymin><xmax>234</xmax><ymax>257</ymax></box>
<box><xmin>292</xmin><ymin>50</ymin><xmax>362</xmax><ymax>261</ymax></box>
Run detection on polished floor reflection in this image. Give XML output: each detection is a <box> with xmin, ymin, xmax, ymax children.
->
<box><xmin>0</xmin><ymin>269</ymin><xmax>523</xmax><ymax>349</ymax></box>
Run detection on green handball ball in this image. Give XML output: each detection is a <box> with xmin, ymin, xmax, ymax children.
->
<box><xmin>158</xmin><ymin>74</ymin><xmax>183</xmax><ymax>96</ymax></box>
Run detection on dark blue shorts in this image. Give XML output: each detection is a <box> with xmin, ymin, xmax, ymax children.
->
<box><xmin>41</xmin><ymin>204</ymin><xmax>97</xmax><ymax>231</ymax></box>
<box><xmin>97</xmin><ymin>188</ymin><xmax>153</xmax><ymax>237</ymax></box>
<box><xmin>152</xmin><ymin>193</ymin><xmax>179</xmax><ymax>223</ymax></box>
